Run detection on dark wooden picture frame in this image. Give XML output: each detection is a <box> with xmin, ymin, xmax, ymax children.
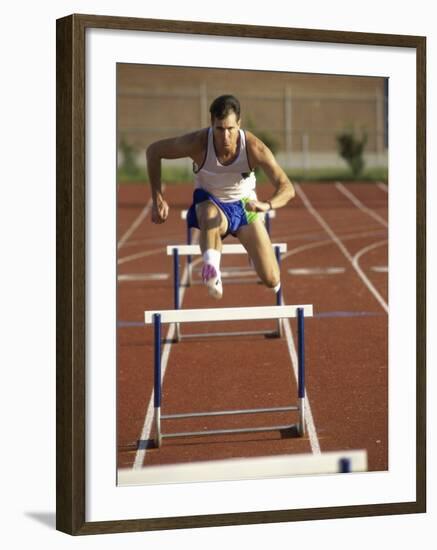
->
<box><xmin>56</xmin><ymin>13</ymin><xmax>426</xmax><ymax>535</ymax></box>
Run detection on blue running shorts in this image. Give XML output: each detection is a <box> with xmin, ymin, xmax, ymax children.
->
<box><xmin>186</xmin><ymin>188</ymin><xmax>258</xmax><ymax>238</ymax></box>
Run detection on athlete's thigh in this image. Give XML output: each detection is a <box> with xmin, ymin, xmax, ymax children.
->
<box><xmin>196</xmin><ymin>200</ymin><xmax>228</xmax><ymax>236</ymax></box>
<box><xmin>236</xmin><ymin>218</ymin><xmax>279</xmax><ymax>284</ymax></box>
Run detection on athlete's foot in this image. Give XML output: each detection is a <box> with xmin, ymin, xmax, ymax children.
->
<box><xmin>201</xmin><ymin>263</ymin><xmax>223</xmax><ymax>299</ymax></box>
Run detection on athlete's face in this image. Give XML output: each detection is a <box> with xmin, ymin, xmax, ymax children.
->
<box><xmin>211</xmin><ymin>112</ymin><xmax>241</xmax><ymax>153</ymax></box>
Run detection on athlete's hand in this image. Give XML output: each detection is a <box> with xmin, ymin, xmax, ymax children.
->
<box><xmin>245</xmin><ymin>200</ymin><xmax>271</xmax><ymax>213</ymax></box>
<box><xmin>152</xmin><ymin>198</ymin><xmax>169</xmax><ymax>224</ymax></box>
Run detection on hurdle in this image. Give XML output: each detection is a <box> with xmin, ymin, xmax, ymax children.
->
<box><xmin>181</xmin><ymin>208</ymin><xmax>276</xmax><ymax>284</ymax></box>
<box><xmin>167</xmin><ymin>243</ymin><xmax>287</xmax><ymax>340</ymax></box>
<box><xmin>176</xmin><ymin>243</ymin><xmax>285</xmax><ymax>288</ymax></box>
<box><xmin>145</xmin><ymin>304</ymin><xmax>312</xmax><ymax>447</ymax></box>
<box><xmin>118</xmin><ymin>450</ymin><xmax>367</xmax><ymax>485</ymax></box>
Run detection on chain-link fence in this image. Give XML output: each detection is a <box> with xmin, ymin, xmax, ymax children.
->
<box><xmin>117</xmin><ymin>67</ymin><xmax>388</xmax><ymax>178</ymax></box>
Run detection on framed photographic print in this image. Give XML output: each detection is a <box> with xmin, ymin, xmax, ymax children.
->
<box><xmin>56</xmin><ymin>13</ymin><xmax>426</xmax><ymax>535</ymax></box>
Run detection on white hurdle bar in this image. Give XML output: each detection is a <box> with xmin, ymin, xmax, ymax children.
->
<box><xmin>167</xmin><ymin>243</ymin><xmax>286</xmax><ymax>256</ymax></box>
<box><xmin>170</xmin><ymin>242</ymin><xmax>286</xmax><ymax>287</ymax></box>
<box><xmin>118</xmin><ymin>450</ymin><xmax>367</xmax><ymax>485</ymax></box>
<box><xmin>167</xmin><ymin>243</ymin><xmax>287</xmax><ymax>341</ymax></box>
<box><xmin>145</xmin><ymin>304</ymin><xmax>313</xmax><ymax>447</ymax></box>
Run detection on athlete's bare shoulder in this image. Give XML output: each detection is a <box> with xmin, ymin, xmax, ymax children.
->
<box><xmin>185</xmin><ymin>128</ymin><xmax>208</xmax><ymax>164</ymax></box>
<box><xmin>190</xmin><ymin>127</ymin><xmax>209</xmax><ymax>152</ymax></box>
<box><xmin>244</xmin><ymin>130</ymin><xmax>272</xmax><ymax>168</ymax></box>
<box><xmin>173</xmin><ymin>127</ymin><xmax>208</xmax><ymax>156</ymax></box>
<box><xmin>147</xmin><ymin>127</ymin><xmax>207</xmax><ymax>160</ymax></box>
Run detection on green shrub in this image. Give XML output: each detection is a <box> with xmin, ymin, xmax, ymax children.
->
<box><xmin>118</xmin><ymin>139</ymin><xmax>142</xmax><ymax>179</ymax></box>
<box><xmin>336</xmin><ymin>130</ymin><xmax>368</xmax><ymax>178</ymax></box>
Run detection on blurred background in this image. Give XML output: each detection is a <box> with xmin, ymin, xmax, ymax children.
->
<box><xmin>117</xmin><ymin>64</ymin><xmax>388</xmax><ymax>183</ymax></box>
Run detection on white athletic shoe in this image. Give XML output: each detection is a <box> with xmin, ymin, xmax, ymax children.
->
<box><xmin>201</xmin><ymin>264</ymin><xmax>223</xmax><ymax>299</ymax></box>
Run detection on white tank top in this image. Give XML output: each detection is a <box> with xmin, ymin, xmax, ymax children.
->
<box><xmin>193</xmin><ymin>127</ymin><xmax>257</xmax><ymax>202</ymax></box>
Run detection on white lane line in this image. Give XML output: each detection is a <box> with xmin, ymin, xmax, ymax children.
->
<box><xmin>118</xmin><ymin>184</ymin><xmax>166</xmax><ymax>249</ymax></box>
<box><xmin>335</xmin><ymin>182</ymin><xmax>388</xmax><ymax>228</ymax></box>
<box><xmin>118</xmin><ymin>273</ymin><xmax>169</xmax><ymax>281</ymax></box>
<box><xmin>353</xmin><ymin>241</ymin><xmax>388</xmax><ymax>313</ymax></box>
<box><xmin>133</xmin><ymin>252</ymin><xmax>200</xmax><ymax>469</ymax></box>
<box><xmin>118</xmin><ymin>247</ymin><xmax>163</xmax><ymax>265</ymax></box>
<box><xmin>377</xmin><ymin>182</ymin><xmax>388</xmax><ymax>193</ymax></box>
<box><xmin>118</xmin><ymin>198</ymin><xmax>153</xmax><ymax>249</ymax></box>
<box><xmin>281</xmin><ymin>307</ymin><xmax>321</xmax><ymax>455</ymax></box>
<box><xmin>371</xmin><ymin>266</ymin><xmax>388</xmax><ymax>273</ymax></box>
<box><xmin>281</xmin><ymin>230</ymin><xmax>386</xmax><ymax>261</ymax></box>
<box><xmin>296</xmin><ymin>184</ymin><xmax>388</xmax><ymax>314</ymax></box>
<box><xmin>288</xmin><ymin>267</ymin><xmax>345</xmax><ymax>276</ymax></box>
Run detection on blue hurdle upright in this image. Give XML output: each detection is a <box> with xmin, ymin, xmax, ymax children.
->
<box><xmin>144</xmin><ymin>304</ymin><xmax>313</xmax><ymax>448</ymax></box>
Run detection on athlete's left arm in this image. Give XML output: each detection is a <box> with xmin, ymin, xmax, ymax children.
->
<box><xmin>245</xmin><ymin>133</ymin><xmax>295</xmax><ymax>213</ymax></box>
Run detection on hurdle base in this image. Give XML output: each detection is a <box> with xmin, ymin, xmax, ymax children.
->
<box><xmin>298</xmin><ymin>397</ymin><xmax>306</xmax><ymax>436</ymax></box>
<box><xmin>160</xmin><ymin>423</ymin><xmax>301</xmax><ymax>442</ymax></box>
<box><xmin>275</xmin><ymin>319</ymin><xmax>284</xmax><ymax>338</ymax></box>
<box><xmin>174</xmin><ymin>323</ymin><xmax>181</xmax><ymax>343</ymax></box>
<box><xmin>157</xmin><ymin>404</ymin><xmax>303</xmax><ymax>445</ymax></box>
<box><xmin>177</xmin><ymin>328</ymin><xmax>281</xmax><ymax>340</ymax></box>
<box><xmin>162</xmin><ymin>404</ymin><xmax>299</xmax><ymax>420</ymax></box>
<box><xmin>154</xmin><ymin>407</ymin><xmax>162</xmax><ymax>448</ymax></box>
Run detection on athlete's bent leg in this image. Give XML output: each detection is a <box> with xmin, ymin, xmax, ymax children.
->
<box><xmin>196</xmin><ymin>201</ymin><xmax>228</xmax><ymax>299</ymax></box>
<box><xmin>196</xmin><ymin>200</ymin><xmax>228</xmax><ymax>253</ymax></box>
<box><xmin>236</xmin><ymin>218</ymin><xmax>281</xmax><ymax>290</ymax></box>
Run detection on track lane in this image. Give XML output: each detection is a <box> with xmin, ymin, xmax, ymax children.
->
<box><xmin>282</xmin><ymin>183</ymin><xmax>388</xmax><ymax>470</ymax></box>
<box><xmin>117</xmin><ymin>182</ymin><xmax>388</xmax><ymax>472</ymax></box>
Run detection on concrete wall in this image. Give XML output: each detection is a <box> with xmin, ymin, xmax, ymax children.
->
<box><xmin>117</xmin><ymin>64</ymin><xmax>388</xmax><ymax>169</ymax></box>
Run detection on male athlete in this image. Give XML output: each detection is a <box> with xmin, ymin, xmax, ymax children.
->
<box><xmin>146</xmin><ymin>94</ymin><xmax>295</xmax><ymax>299</ymax></box>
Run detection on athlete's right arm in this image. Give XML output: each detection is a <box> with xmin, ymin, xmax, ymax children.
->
<box><xmin>146</xmin><ymin>131</ymin><xmax>203</xmax><ymax>224</ymax></box>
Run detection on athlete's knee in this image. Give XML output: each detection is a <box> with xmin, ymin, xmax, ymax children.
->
<box><xmin>261</xmin><ymin>264</ymin><xmax>280</xmax><ymax>289</ymax></box>
<box><xmin>197</xmin><ymin>201</ymin><xmax>220</xmax><ymax>226</ymax></box>
<box><xmin>198</xmin><ymin>200</ymin><xmax>218</xmax><ymax>217</ymax></box>
<box><xmin>264</xmin><ymin>274</ymin><xmax>281</xmax><ymax>289</ymax></box>
<box><xmin>198</xmin><ymin>202</ymin><xmax>227</xmax><ymax>235</ymax></box>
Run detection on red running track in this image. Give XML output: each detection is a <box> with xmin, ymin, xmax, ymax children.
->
<box><xmin>116</xmin><ymin>181</ymin><xmax>388</xmax><ymax>473</ymax></box>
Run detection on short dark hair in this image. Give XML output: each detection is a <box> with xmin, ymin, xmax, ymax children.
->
<box><xmin>209</xmin><ymin>95</ymin><xmax>241</xmax><ymax>121</ymax></box>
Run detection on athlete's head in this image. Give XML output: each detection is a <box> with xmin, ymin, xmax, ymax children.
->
<box><xmin>209</xmin><ymin>95</ymin><xmax>241</xmax><ymax>122</ymax></box>
<box><xmin>210</xmin><ymin>95</ymin><xmax>241</xmax><ymax>152</ymax></box>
